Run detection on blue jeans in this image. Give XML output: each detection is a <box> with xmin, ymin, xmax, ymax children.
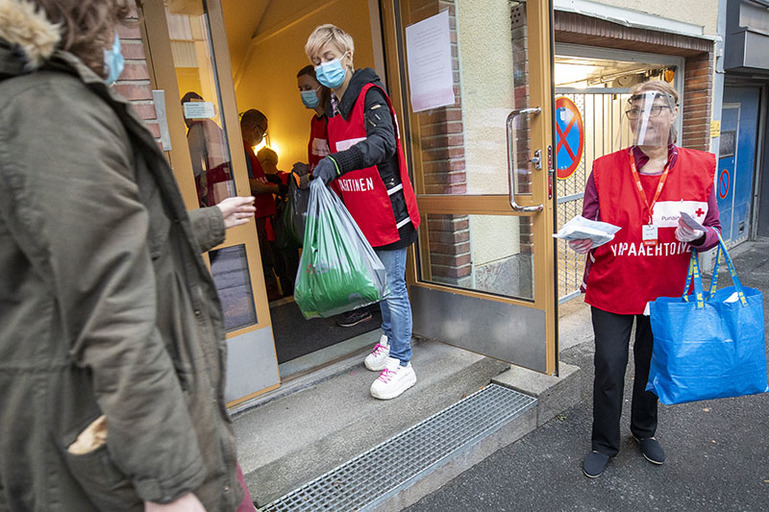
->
<box><xmin>375</xmin><ymin>247</ymin><xmax>413</xmax><ymax>365</ymax></box>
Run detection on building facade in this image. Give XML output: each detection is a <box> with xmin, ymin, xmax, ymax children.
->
<box><xmin>119</xmin><ymin>0</ymin><xmax>748</xmax><ymax>408</ymax></box>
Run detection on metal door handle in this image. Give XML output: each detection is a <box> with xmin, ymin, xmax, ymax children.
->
<box><xmin>506</xmin><ymin>107</ymin><xmax>544</xmax><ymax>213</ymax></box>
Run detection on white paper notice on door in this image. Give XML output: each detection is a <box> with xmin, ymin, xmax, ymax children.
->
<box><xmin>405</xmin><ymin>10</ymin><xmax>455</xmax><ymax>113</ymax></box>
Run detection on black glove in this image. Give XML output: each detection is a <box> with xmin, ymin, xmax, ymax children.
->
<box><xmin>265</xmin><ymin>174</ymin><xmax>282</xmax><ymax>185</ymax></box>
<box><xmin>313</xmin><ymin>156</ymin><xmax>338</xmax><ymax>185</ymax></box>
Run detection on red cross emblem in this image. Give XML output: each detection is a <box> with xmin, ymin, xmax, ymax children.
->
<box><xmin>694</xmin><ymin>208</ymin><xmax>705</xmax><ymax>217</ymax></box>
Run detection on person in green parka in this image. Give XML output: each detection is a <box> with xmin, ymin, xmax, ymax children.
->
<box><xmin>0</xmin><ymin>1</ymin><xmax>257</xmax><ymax>510</ymax></box>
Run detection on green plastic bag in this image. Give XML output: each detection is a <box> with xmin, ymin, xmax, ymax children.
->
<box><xmin>294</xmin><ymin>179</ymin><xmax>388</xmax><ymax>319</ymax></box>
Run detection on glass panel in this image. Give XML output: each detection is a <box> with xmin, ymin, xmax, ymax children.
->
<box><xmin>554</xmin><ymin>91</ymin><xmax>630</xmax><ymax>301</ymax></box>
<box><xmin>166</xmin><ymin>2</ymin><xmax>235</xmax><ymax>207</ymax></box>
<box><xmin>719</xmin><ymin>130</ymin><xmax>736</xmax><ymax>158</ymax></box>
<box><xmin>210</xmin><ymin>245</ymin><xmax>257</xmax><ymax>331</ymax></box>
<box><xmin>421</xmin><ymin>214</ymin><xmax>534</xmax><ymax>300</ymax></box>
<box><xmin>400</xmin><ymin>0</ymin><xmax>533</xmax><ymax>196</ymax></box>
<box><xmin>510</xmin><ymin>1</ymin><xmax>533</xmax><ymax>197</ymax></box>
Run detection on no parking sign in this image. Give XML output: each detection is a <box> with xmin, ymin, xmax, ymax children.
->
<box><xmin>718</xmin><ymin>168</ymin><xmax>730</xmax><ymax>199</ymax></box>
<box><xmin>555</xmin><ymin>97</ymin><xmax>584</xmax><ymax>180</ymax></box>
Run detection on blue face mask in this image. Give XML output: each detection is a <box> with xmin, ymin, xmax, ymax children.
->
<box><xmin>301</xmin><ymin>89</ymin><xmax>320</xmax><ymax>109</ymax></box>
<box><xmin>103</xmin><ymin>33</ymin><xmax>125</xmax><ymax>85</ymax></box>
<box><xmin>314</xmin><ymin>52</ymin><xmax>348</xmax><ymax>89</ymax></box>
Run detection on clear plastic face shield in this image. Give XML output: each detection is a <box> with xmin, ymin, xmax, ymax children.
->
<box><xmin>621</xmin><ymin>90</ymin><xmax>678</xmax><ymax>148</ymax></box>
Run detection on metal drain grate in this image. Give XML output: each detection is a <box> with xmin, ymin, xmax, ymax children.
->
<box><xmin>260</xmin><ymin>384</ymin><xmax>536</xmax><ymax>512</ymax></box>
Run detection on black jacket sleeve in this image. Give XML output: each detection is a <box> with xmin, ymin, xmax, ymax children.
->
<box><xmin>330</xmin><ymin>87</ymin><xmax>396</xmax><ymax>174</ymax></box>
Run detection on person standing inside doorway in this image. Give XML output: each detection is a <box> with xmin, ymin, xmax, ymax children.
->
<box><xmin>569</xmin><ymin>80</ymin><xmax>721</xmax><ymax>478</ymax></box>
<box><xmin>295</xmin><ymin>65</ymin><xmax>330</xmax><ymax>174</ymax></box>
<box><xmin>181</xmin><ymin>91</ymin><xmax>234</xmax><ymax>208</ymax></box>
<box><xmin>241</xmin><ymin>109</ymin><xmax>284</xmax><ymax>300</ymax></box>
<box><xmin>305</xmin><ymin>24</ymin><xmax>421</xmax><ymax>400</ymax></box>
<box><xmin>295</xmin><ymin>64</ymin><xmax>375</xmax><ymax>328</ymax></box>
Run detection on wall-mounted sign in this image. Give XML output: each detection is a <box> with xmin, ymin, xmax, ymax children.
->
<box><xmin>152</xmin><ymin>89</ymin><xmax>172</xmax><ymax>151</ymax></box>
<box><xmin>710</xmin><ymin>120</ymin><xmax>721</xmax><ymax>138</ymax></box>
<box><xmin>554</xmin><ymin>97</ymin><xmax>584</xmax><ymax>180</ymax></box>
<box><xmin>183</xmin><ymin>101</ymin><xmax>215</xmax><ymax>119</ymax></box>
<box><xmin>405</xmin><ymin>10</ymin><xmax>455</xmax><ymax>113</ymax></box>
<box><xmin>718</xmin><ymin>168</ymin><xmax>730</xmax><ymax>199</ymax></box>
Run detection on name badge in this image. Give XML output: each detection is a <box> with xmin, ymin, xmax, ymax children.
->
<box><xmin>642</xmin><ymin>224</ymin><xmax>658</xmax><ymax>247</ymax></box>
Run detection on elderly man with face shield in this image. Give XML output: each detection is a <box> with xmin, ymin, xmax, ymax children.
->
<box><xmin>569</xmin><ymin>81</ymin><xmax>722</xmax><ymax>478</ymax></box>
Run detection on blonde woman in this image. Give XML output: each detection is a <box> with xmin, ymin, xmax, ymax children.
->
<box><xmin>305</xmin><ymin>24</ymin><xmax>421</xmax><ymax>400</ymax></box>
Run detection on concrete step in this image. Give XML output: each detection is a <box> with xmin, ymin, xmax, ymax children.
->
<box><xmin>262</xmin><ymin>384</ymin><xmax>538</xmax><ymax>512</ymax></box>
<box><xmin>233</xmin><ymin>337</ymin><xmax>510</xmax><ymax>506</ymax></box>
<box><xmin>374</xmin><ymin>362</ymin><xmax>581</xmax><ymax>512</ymax></box>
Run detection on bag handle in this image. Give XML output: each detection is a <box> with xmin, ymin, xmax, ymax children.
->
<box><xmin>682</xmin><ymin>250</ymin><xmax>706</xmax><ymax>309</ymax></box>
<box><xmin>706</xmin><ymin>240</ymin><xmax>722</xmax><ymax>297</ymax></box>
<box><xmin>682</xmin><ymin>232</ymin><xmax>748</xmax><ymax>308</ymax></box>
<box><xmin>714</xmin><ymin>232</ymin><xmax>748</xmax><ymax>306</ymax></box>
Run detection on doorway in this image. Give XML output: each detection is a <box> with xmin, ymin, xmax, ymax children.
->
<box><xmin>719</xmin><ymin>86</ymin><xmax>760</xmax><ymax>245</ymax></box>
<box><xmin>139</xmin><ymin>0</ymin><xmax>563</xmax><ymax>402</ymax></box>
<box><xmin>139</xmin><ymin>0</ymin><xmax>281</xmax><ymax>405</ymax></box>
<box><xmin>220</xmin><ymin>0</ymin><xmax>388</xmax><ymax>376</ymax></box>
<box><xmin>553</xmin><ymin>44</ymin><xmax>684</xmax><ymax>302</ymax></box>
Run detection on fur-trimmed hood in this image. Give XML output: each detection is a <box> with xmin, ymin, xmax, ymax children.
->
<box><xmin>0</xmin><ymin>0</ymin><xmax>60</xmax><ymax>71</ymax></box>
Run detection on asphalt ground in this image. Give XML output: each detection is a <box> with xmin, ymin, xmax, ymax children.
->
<box><xmin>406</xmin><ymin>238</ymin><xmax>769</xmax><ymax>512</ymax></box>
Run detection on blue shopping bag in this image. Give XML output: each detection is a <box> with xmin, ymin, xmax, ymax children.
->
<box><xmin>647</xmin><ymin>234</ymin><xmax>768</xmax><ymax>405</ymax></box>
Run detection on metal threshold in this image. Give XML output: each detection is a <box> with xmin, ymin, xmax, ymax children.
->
<box><xmin>260</xmin><ymin>384</ymin><xmax>536</xmax><ymax>511</ymax></box>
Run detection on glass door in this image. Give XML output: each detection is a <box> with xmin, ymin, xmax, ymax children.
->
<box><xmin>382</xmin><ymin>0</ymin><xmax>557</xmax><ymax>374</ymax></box>
<box><xmin>138</xmin><ymin>0</ymin><xmax>280</xmax><ymax>403</ymax></box>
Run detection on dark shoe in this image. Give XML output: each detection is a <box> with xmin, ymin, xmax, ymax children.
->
<box><xmin>337</xmin><ymin>309</ymin><xmax>373</xmax><ymax>328</ymax></box>
<box><xmin>634</xmin><ymin>436</ymin><xmax>666</xmax><ymax>465</ymax></box>
<box><xmin>582</xmin><ymin>451</ymin><xmax>610</xmax><ymax>479</ymax></box>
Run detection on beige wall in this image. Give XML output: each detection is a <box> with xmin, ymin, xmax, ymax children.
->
<box><xmin>456</xmin><ymin>0</ymin><xmax>515</xmax><ymax>195</ymax></box>
<box><xmin>595</xmin><ymin>0</ymin><xmax>719</xmax><ymax>36</ymax></box>
<box><xmin>229</xmin><ymin>0</ymin><xmax>376</xmax><ymax>169</ymax></box>
<box><xmin>455</xmin><ymin>0</ymin><xmax>522</xmax><ymax>267</ymax></box>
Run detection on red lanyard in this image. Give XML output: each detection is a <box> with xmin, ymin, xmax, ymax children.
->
<box><xmin>628</xmin><ymin>148</ymin><xmax>671</xmax><ymax>225</ymax></box>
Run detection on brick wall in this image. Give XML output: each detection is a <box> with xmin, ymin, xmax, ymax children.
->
<box><xmin>681</xmin><ymin>52</ymin><xmax>712</xmax><ymax>150</ymax></box>
<box><xmin>426</xmin><ymin>215</ymin><xmax>470</xmax><ymax>281</ymax></box>
<box><xmin>408</xmin><ymin>0</ymin><xmax>466</xmax><ymax>196</ymax></box>
<box><xmin>118</xmin><ymin>4</ymin><xmax>161</xmax><ymax>141</ymax></box>
<box><xmin>405</xmin><ymin>0</ymin><xmax>472</xmax><ymax>285</ymax></box>
<box><xmin>408</xmin><ymin>1</ymin><xmax>537</xmax><ymax>284</ymax></box>
<box><xmin>511</xmin><ymin>4</ymin><xmax>534</xmax><ymax>255</ymax></box>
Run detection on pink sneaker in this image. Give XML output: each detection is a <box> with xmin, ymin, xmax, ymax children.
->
<box><xmin>364</xmin><ymin>335</ymin><xmax>390</xmax><ymax>371</ymax></box>
<box><xmin>370</xmin><ymin>357</ymin><xmax>417</xmax><ymax>400</ymax></box>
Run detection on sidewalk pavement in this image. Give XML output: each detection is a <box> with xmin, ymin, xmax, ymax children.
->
<box><xmin>406</xmin><ymin>237</ymin><xmax>769</xmax><ymax>512</ymax></box>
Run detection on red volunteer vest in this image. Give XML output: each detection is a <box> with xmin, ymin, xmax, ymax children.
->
<box><xmin>243</xmin><ymin>139</ymin><xmax>276</xmax><ymax>218</ymax></box>
<box><xmin>326</xmin><ymin>83</ymin><xmax>420</xmax><ymax>247</ymax></box>
<box><xmin>308</xmin><ymin>114</ymin><xmax>329</xmax><ymax>171</ymax></box>
<box><xmin>584</xmin><ymin>147</ymin><xmax>715</xmax><ymax>314</ymax></box>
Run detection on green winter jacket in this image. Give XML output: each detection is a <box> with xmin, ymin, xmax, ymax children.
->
<box><xmin>0</xmin><ymin>4</ymin><xmax>241</xmax><ymax>511</ymax></box>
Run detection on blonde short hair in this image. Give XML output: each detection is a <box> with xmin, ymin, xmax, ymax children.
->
<box><xmin>305</xmin><ymin>24</ymin><xmax>354</xmax><ymax>62</ymax></box>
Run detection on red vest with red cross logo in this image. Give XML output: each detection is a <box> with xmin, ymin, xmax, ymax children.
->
<box><xmin>326</xmin><ymin>83</ymin><xmax>420</xmax><ymax>247</ymax></box>
<box><xmin>584</xmin><ymin>147</ymin><xmax>715</xmax><ymax>314</ymax></box>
